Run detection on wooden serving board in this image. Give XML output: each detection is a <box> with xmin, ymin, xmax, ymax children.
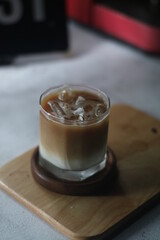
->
<box><xmin>0</xmin><ymin>104</ymin><xmax>160</xmax><ymax>240</ymax></box>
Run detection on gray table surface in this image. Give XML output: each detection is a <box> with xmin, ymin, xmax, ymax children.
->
<box><xmin>0</xmin><ymin>22</ymin><xmax>160</xmax><ymax>240</ymax></box>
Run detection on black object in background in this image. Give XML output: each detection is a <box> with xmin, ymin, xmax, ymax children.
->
<box><xmin>0</xmin><ymin>0</ymin><xmax>68</xmax><ymax>58</ymax></box>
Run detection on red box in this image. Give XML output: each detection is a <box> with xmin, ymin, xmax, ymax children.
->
<box><xmin>66</xmin><ymin>0</ymin><xmax>160</xmax><ymax>53</ymax></box>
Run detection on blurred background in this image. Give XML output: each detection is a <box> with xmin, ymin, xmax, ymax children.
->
<box><xmin>0</xmin><ymin>1</ymin><xmax>160</xmax><ymax>240</ymax></box>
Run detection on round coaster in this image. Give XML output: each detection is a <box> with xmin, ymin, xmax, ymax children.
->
<box><xmin>31</xmin><ymin>147</ymin><xmax>118</xmax><ymax>196</ymax></box>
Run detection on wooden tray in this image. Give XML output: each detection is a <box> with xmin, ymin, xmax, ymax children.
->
<box><xmin>0</xmin><ymin>104</ymin><xmax>160</xmax><ymax>240</ymax></box>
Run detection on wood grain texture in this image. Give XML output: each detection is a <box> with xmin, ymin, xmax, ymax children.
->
<box><xmin>0</xmin><ymin>104</ymin><xmax>160</xmax><ymax>240</ymax></box>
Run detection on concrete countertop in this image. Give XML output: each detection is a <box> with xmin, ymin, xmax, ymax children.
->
<box><xmin>0</xmin><ymin>22</ymin><xmax>160</xmax><ymax>240</ymax></box>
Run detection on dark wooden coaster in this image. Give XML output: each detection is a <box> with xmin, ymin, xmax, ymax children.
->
<box><xmin>31</xmin><ymin>147</ymin><xmax>117</xmax><ymax>196</ymax></box>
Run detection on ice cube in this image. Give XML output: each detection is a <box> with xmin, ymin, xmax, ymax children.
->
<box><xmin>95</xmin><ymin>104</ymin><xmax>105</xmax><ymax>117</ymax></box>
<box><xmin>48</xmin><ymin>101</ymin><xmax>55</xmax><ymax>112</ymax></box>
<box><xmin>85</xmin><ymin>111</ymin><xmax>94</xmax><ymax>121</ymax></box>
<box><xmin>73</xmin><ymin>107</ymin><xmax>86</xmax><ymax>122</ymax></box>
<box><xmin>48</xmin><ymin>101</ymin><xmax>65</xmax><ymax>118</ymax></box>
<box><xmin>73</xmin><ymin>107</ymin><xmax>84</xmax><ymax>116</ymax></box>
<box><xmin>75</xmin><ymin>96</ymin><xmax>85</xmax><ymax>106</ymax></box>
<box><xmin>59</xmin><ymin>102</ymin><xmax>71</xmax><ymax>118</ymax></box>
<box><xmin>58</xmin><ymin>86</ymin><xmax>72</xmax><ymax>102</ymax></box>
<box><xmin>78</xmin><ymin>113</ymin><xmax>85</xmax><ymax>122</ymax></box>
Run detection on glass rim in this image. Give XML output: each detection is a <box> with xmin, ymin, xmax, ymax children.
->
<box><xmin>39</xmin><ymin>84</ymin><xmax>110</xmax><ymax>126</ymax></box>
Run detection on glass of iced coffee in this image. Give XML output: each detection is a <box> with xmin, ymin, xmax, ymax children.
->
<box><xmin>39</xmin><ymin>84</ymin><xmax>110</xmax><ymax>181</ymax></box>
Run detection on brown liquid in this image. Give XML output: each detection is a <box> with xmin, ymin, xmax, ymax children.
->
<box><xmin>39</xmin><ymin>89</ymin><xmax>109</xmax><ymax>171</ymax></box>
<box><xmin>41</xmin><ymin>90</ymin><xmax>107</xmax><ymax>122</ymax></box>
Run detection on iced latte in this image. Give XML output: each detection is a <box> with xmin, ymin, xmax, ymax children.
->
<box><xmin>39</xmin><ymin>85</ymin><xmax>110</xmax><ymax>181</ymax></box>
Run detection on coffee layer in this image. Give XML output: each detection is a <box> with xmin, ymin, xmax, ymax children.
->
<box><xmin>39</xmin><ymin>86</ymin><xmax>109</xmax><ymax>171</ymax></box>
